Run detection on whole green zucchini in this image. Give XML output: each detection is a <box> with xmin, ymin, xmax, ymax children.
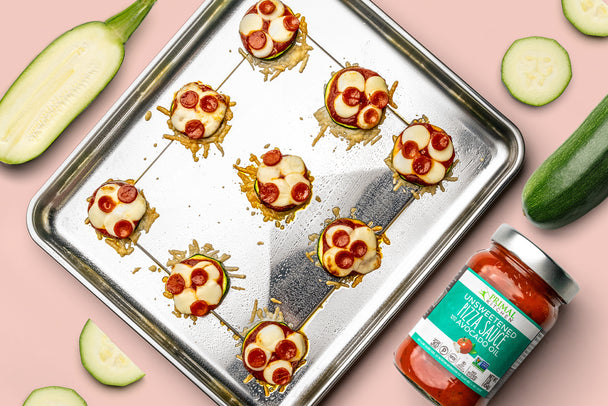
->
<box><xmin>522</xmin><ymin>94</ymin><xmax>608</xmax><ymax>228</ymax></box>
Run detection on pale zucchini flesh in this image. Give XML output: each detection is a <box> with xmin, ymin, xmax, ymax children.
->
<box><xmin>79</xmin><ymin>319</ymin><xmax>145</xmax><ymax>386</ymax></box>
<box><xmin>0</xmin><ymin>0</ymin><xmax>156</xmax><ymax>165</ymax></box>
<box><xmin>562</xmin><ymin>0</ymin><xmax>608</xmax><ymax>36</ymax></box>
<box><xmin>501</xmin><ymin>36</ymin><xmax>572</xmax><ymax>106</ymax></box>
<box><xmin>0</xmin><ymin>23</ymin><xmax>123</xmax><ymax>164</ymax></box>
<box><xmin>23</xmin><ymin>386</ymin><xmax>87</xmax><ymax>406</ymax></box>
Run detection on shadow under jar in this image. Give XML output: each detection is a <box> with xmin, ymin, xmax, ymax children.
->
<box><xmin>394</xmin><ymin>224</ymin><xmax>579</xmax><ymax>406</ymax></box>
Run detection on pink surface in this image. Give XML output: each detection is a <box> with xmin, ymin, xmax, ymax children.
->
<box><xmin>1</xmin><ymin>0</ymin><xmax>605</xmax><ymax>404</ymax></box>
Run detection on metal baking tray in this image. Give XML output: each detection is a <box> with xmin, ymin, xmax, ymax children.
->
<box><xmin>27</xmin><ymin>0</ymin><xmax>523</xmax><ymax>405</ymax></box>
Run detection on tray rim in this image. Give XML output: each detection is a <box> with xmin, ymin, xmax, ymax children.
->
<box><xmin>26</xmin><ymin>1</ymin><xmax>525</xmax><ymax>405</ymax></box>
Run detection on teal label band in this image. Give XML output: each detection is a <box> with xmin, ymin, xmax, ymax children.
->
<box><xmin>409</xmin><ymin>268</ymin><xmax>542</xmax><ymax>397</ymax></box>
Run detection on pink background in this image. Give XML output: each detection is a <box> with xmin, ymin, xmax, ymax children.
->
<box><xmin>2</xmin><ymin>0</ymin><xmax>606</xmax><ymax>404</ymax></box>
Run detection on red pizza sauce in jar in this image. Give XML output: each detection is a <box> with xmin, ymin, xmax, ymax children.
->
<box><xmin>394</xmin><ymin>224</ymin><xmax>578</xmax><ymax>406</ymax></box>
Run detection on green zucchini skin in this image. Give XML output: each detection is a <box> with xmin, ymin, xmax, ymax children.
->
<box><xmin>522</xmin><ymin>94</ymin><xmax>608</xmax><ymax>229</ymax></box>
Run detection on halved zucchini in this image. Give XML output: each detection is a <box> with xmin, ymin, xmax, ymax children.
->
<box><xmin>0</xmin><ymin>0</ymin><xmax>156</xmax><ymax>164</ymax></box>
<box><xmin>23</xmin><ymin>386</ymin><xmax>86</xmax><ymax>406</ymax></box>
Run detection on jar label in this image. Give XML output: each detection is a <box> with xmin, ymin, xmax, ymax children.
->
<box><xmin>409</xmin><ymin>267</ymin><xmax>542</xmax><ymax>397</ymax></box>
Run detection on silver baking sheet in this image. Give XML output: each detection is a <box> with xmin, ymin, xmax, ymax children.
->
<box><xmin>27</xmin><ymin>0</ymin><xmax>523</xmax><ymax>405</ymax></box>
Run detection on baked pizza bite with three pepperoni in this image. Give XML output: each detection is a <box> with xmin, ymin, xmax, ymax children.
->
<box><xmin>239</xmin><ymin>0</ymin><xmax>300</xmax><ymax>60</ymax></box>
<box><xmin>87</xmin><ymin>181</ymin><xmax>147</xmax><ymax>239</ymax></box>
<box><xmin>165</xmin><ymin>254</ymin><xmax>229</xmax><ymax>317</ymax></box>
<box><xmin>391</xmin><ymin>122</ymin><xmax>455</xmax><ymax>186</ymax></box>
<box><xmin>317</xmin><ymin>218</ymin><xmax>381</xmax><ymax>277</ymax></box>
<box><xmin>255</xmin><ymin>148</ymin><xmax>312</xmax><ymax>212</ymax></box>
<box><xmin>242</xmin><ymin>321</ymin><xmax>308</xmax><ymax>386</ymax></box>
<box><xmin>170</xmin><ymin>82</ymin><xmax>228</xmax><ymax>140</ymax></box>
<box><xmin>324</xmin><ymin>66</ymin><xmax>390</xmax><ymax>130</ymax></box>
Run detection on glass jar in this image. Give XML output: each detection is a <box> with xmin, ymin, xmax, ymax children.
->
<box><xmin>394</xmin><ymin>224</ymin><xmax>579</xmax><ymax>406</ymax></box>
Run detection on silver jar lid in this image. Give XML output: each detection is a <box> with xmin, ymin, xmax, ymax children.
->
<box><xmin>491</xmin><ymin>224</ymin><xmax>579</xmax><ymax>303</ymax></box>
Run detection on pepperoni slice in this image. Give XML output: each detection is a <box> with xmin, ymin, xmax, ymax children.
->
<box><xmin>350</xmin><ymin>240</ymin><xmax>368</xmax><ymax>258</ymax></box>
<box><xmin>117</xmin><ymin>184</ymin><xmax>138</xmax><ymax>204</ymax></box>
<box><xmin>276</xmin><ymin>340</ymin><xmax>298</xmax><ymax>361</ymax></box>
<box><xmin>182</xmin><ymin>258</ymin><xmax>203</xmax><ymax>267</ymax></box>
<box><xmin>363</xmin><ymin>108</ymin><xmax>380</xmax><ymax>125</ymax></box>
<box><xmin>412</xmin><ymin>155</ymin><xmax>432</xmax><ymax>175</ymax></box>
<box><xmin>402</xmin><ymin>140</ymin><xmax>420</xmax><ymax>159</ymax></box>
<box><xmin>335</xmin><ymin>250</ymin><xmax>355</xmax><ymax>269</ymax></box>
<box><xmin>370</xmin><ymin>90</ymin><xmax>389</xmax><ymax>109</ymax></box>
<box><xmin>262</xmin><ymin>149</ymin><xmax>282</xmax><ymax>166</ymax></box>
<box><xmin>247</xmin><ymin>347</ymin><xmax>268</xmax><ymax>369</ymax></box>
<box><xmin>258</xmin><ymin>0</ymin><xmax>276</xmax><ymax>15</ymax></box>
<box><xmin>431</xmin><ymin>132</ymin><xmax>450</xmax><ymax>151</ymax></box>
<box><xmin>331</xmin><ymin>229</ymin><xmax>350</xmax><ymax>248</ymax></box>
<box><xmin>200</xmin><ymin>95</ymin><xmax>219</xmax><ymax>113</ymax></box>
<box><xmin>113</xmin><ymin>220</ymin><xmax>134</xmax><ymax>239</ymax></box>
<box><xmin>342</xmin><ymin>87</ymin><xmax>361</xmax><ymax>107</ymax></box>
<box><xmin>166</xmin><ymin>274</ymin><xmax>186</xmax><ymax>295</ymax></box>
<box><xmin>179</xmin><ymin>90</ymin><xmax>199</xmax><ymax>109</ymax></box>
<box><xmin>190</xmin><ymin>300</ymin><xmax>209</xmax><ymax>316</ymax></box>
<box><xmin>97</xmin><ymin>195</ymin><xmax>116</xmax><ymax>213</ymax></box>
<box><xmin>258</xmin><ymin>182</ymin><xmax>280</xmax><ymax>204</ymax></box>
<box><xmin>185</xmin><ymin>120</ymin><xmax>205</xmax><ymax>139</ymax></box>
<box><xmin>272</xmin><ymin>367</ymin><xmax>292</xmax><ymax>385</ymax></box>
<box><xmin>248</xmin><ymin>30</ymin><xmax>267</xmax><ymax>50</ymax></box>
<box><xmin>283</xmin><ymin>15</ymin><xmax>300</xmax><ymax>32</ymax></box>
<box><xmin>191</xmin><ymin>268</ymin><xmax>209</xmax><ymax>287</ymax></box>
<box><xmin>291</xmin><ymin>182</ymin><xmax>310</xmax><ymax>202</ymax></box>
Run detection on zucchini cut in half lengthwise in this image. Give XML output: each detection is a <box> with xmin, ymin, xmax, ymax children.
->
<box><xmin>562</xmin><ymin>0</ymin><xmax>608</xmax><ymax>36</ymax></box>
<box><xmin>23</xmin><ymin>386</ymin><xmax>87</xmax><ymax>406</ymax></box>
<box><xmin>0</xmin><ymin>0</ymin><xmax>156</xmax><ymax>165</ymax></box>
<box><xmin>522</xmin><ymin>94</ymin><xmax>608</xmax><ymax>229</ymax></box>
<box><xmin>79</xmin><ymin>319</ymin><xmax>145</xmax><ymax>386</ymax></box>
<box><xmin>501</xmin><ymin>36</ymin><xmax>571</xmax><ymax>106</ymax></box>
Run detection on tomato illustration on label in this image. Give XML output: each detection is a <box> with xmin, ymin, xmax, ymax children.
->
<box><xmin>455</xmin><ymin>337</ymin><xmax>475</xmax><ymax>355</ymax></box>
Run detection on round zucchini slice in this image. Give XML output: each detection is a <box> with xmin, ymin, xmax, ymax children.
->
<box><xmin>562</xmin><ymin>0</ymin><xmax>608</xmax><ymax>36</ymax></box>
<box><xmin>23</xmin><ymin>386</ymin><xmax>86</xmax><ymax>406</ymax></box>
<box><xmin>501</xmin><ymin>36</ymin><xmax>572</xmax><ymax>106</ymax></box>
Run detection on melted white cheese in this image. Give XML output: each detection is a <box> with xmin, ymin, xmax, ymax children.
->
<box><xmin>336</xmin><ymin>70</ymin><xmax>365</xmax><ymax>92</ymax></box>
<box><xmin>256</xmin><ymin>324</ymin><xmax>285</xmax><ymax>352</ymax></box>
<box><xmin>356</xmin><ymin>105</ymin><xmax>381</xmax><ymax>129</ymax></box>
<box><xmin>364</xmin><ymin>75</ymin><xmax>388</xmax><ymax>98</ymax></box>
<box><xmin>173</xmin><ymin>288</ymin><xmax>197</xmax><ymax>314</ymax></box>
<box><xmin>239</xmin><ymin>13</ymin><xmax>263</xmax><ymax>35</ymax></box>
<box><xmin>196</xmin><ymin>280</ymin><xmax>223</xmax><ymax>306</ymax></box>
<box><xmin>257</xmin><ymin>0</ymin><xmax>285</xmax><ymax>21</ymax></box>
<box><xmin>284</xmin><ymin>332</ymin><xmax>307</xmax><ymax>361</ymax></box>
<box><xmin>268</xmin><ymin>16</ymin><xmax>294</xmax><ymax>43</ymax></box>
<box><xmin>428</xmin><ymin>138</ymin><xmax>454</xmax><ymax>162</ymax></box>
<box><xmin>250</xmin><ymin>32</ymin><xmax>274</xmax><ymax>58</ymax></box>
<box><xmin>87</xmin><ymin>183</ymin><xmax>146</xmax><ymax>238</ymax></box>
<box><xmin>416</xmin><ymin>160</ymin><xmax>446</xmax><ymax>185</ymax></box>
<box><xmin>333</xmin><ymin>95</ymin><xmax>360</xmax><ymax>118</ymax></box>
<box><xmin>244</xmin><ymin>344</ymin><xmax>271</xmax><ymax>371</ymax></box>
<box><xmin>401</xmin><ymin>125</ymin><xmax>431</xmax><ymax>149</ymax></box>
<box><xmin>263</xmin><ymin>360</ymin><xmax>293</xmax><ymax>385</ymax></box>
<box><xmin>392</xmin><ymin>151</ymin><xmax>414</xmax><ymax>175</ymax></box>
<box><xmin>170</xmin><ymin>85</ymin><xmax>227</xmax><ymax>138</ymax></box>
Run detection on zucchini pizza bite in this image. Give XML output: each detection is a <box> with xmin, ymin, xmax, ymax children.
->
<box><xmin>391</xmin><ymin>122</ymin><xmax>455</xmax><ymax>186</ymax></box>
<box><xmin>165</xmin><ymin>254</ymin><xmax>229</xmax><ymax>317</ymax></box>
<box><xmin>317</xmin><ymin>218</ymin><xmax>381</xmax><ymax>277</ymax></box>
<box><xmin>87</xmin><ymin>180</ymin><xmax>147</xmax><ymax>239</ymax></box>
<box><xmin>255</xmin><ymin>148</ymin><xmax>312</xmax><ymax>212</ymax></box>
<box><xmin>170</xmin><ymin>82</ymin><xmax>228</xmax><ymax>140</ymax></box>
<box><xmin>239</xmin><ymin>0</ymin><xmax>300</xmax><ymax>60</ymax></box>
<box><xmin>242</xmin><ymin>321</ymin><xmax>307</xmax><ymax>386</ymax></box>
<box><xmin>324</xmin><ymin>66</ymin><xmax>390</xmax><ymax>130</ymax></box>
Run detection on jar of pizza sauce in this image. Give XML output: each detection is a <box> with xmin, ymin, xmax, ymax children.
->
<box><xmin>394</xmin><ymin>224</ymin><xmax>578</xmax><ymax>406</ymax></box>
